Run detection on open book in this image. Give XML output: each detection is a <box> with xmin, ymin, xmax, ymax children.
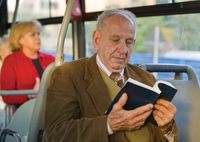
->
<box><xmin>105</xmin><ymin>78</ymin><xmax>177</xmax><ymax>125</ymax></box>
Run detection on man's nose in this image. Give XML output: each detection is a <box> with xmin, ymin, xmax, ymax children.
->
<box><xmin>118</xmin><ymin>41</ymin><xmax>128</xmax><ymax>53</ymax></box>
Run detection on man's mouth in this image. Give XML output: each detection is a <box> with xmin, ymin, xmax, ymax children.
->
<box><xmin>114</xmin><ymin>57</ymin><xmax>125</xmax><ymax>61</ymax></box>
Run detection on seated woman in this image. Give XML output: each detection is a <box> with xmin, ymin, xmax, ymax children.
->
<box><xmin>1</xmin><ymin>20</ymin><xmax>55</xmax><ymax>107</ymax></box>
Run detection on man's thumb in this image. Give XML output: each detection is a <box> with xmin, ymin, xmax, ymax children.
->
<box><xmin>113</xmin><ymin>93</ymin><xmax>128</xmax><ymax>111</ymax></box>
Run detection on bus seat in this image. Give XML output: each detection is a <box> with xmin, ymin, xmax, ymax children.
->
<box><xmin>0</xmin><ymin>99</ymin><xmax>35</xmax><ymax>142</ymax></box>
<box><xmin>144</xmin><ymin>64</ymin><xmax>200</xmax><ymax>142</ymax></box>
<box><xmin>4</xmin><ymin>105</ymin><xmax>18</xmax><ymax>128</ymax></box>
<box><xmin>27</xmin><ymin>63</ymin><xmax>56</xmax><ymax>142</ymax></box>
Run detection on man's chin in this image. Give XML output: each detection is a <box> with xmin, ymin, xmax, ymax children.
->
<box><xmin>111</xmin><ymin>65</ymin><xmax>124</xmax><ymax>72</ymax></box>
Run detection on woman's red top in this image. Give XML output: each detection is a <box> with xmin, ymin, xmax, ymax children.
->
<box><xmin>0</xmin><ymin>51</ymin><xmax>54</xmax><ymax>105</ymax></box>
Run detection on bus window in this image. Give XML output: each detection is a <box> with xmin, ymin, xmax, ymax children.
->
<box><xmin>41</xmin><ymin>24</ymin><xmax>73</xmax><ymax>61</ymax></box>
<box><xmin>130</xmin><ymin>13</ymin><xmax>200</xmax><ymax>80</ymax></box>
<box><xmin>85</xmin><ymin>0</ymin><xmax>199</xmax><ymax>13</ymax></box>
<box><xmin>7</xmin><ymin>0</ymin><xmax>66</xmax><ymax>22</ymax></box>
<box><xmin>85</xmin><ymin>0</ymin><xmax>170</xmax><ymax>13</ymax></box>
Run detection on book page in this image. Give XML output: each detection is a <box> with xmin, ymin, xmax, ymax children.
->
<box><xmin>127</xmin><ymin>78</ymin><xmax>161</xmax><ymax>94</ymax></box>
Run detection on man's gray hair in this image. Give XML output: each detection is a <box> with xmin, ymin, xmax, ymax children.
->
<box><xmin>97</xmin><ymin>9</ymin><xmax>137</xmax><ymax>39</ymax></box>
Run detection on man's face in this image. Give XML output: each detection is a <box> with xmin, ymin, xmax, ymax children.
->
<box><xmin>93</xmin><ymin>15</ymin><xmax>135</xmax><ymax>72</ymax></box>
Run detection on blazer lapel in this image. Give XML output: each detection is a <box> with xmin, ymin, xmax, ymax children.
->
<box><xmin>125</xmin><ymin>64</ymin><xmax>143</xmax><ymax>82</ymax></box>
<box><xmin>84</xmin><ymin>58</ymin><xmax>145</xmax><ymax>115</ymax></box>
<box><xmin>84</xmin><ymin>54</ymin><xmax>111</xmax><ymax>115</ymax></box>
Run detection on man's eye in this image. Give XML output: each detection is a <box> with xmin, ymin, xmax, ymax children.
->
<box><xmin>126</xmin><ymin>39</ymin><xmax>134</xmax><ymax>45</ymax></box>
<box><xmin>112</xmin><ymin>39</ymin><xmax>120</xmax><ymax>42</ymax></box>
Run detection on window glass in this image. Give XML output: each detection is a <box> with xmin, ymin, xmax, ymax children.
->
<box><xmin>41</xmin><ymin>24</ymin><xmax>73</xmax><ymax>61</ymax></box>
<box><xmin>85</xmin><ymin>0</ymin><xmax>198</xmax><ymax>13</ymax></box>
<box><xmin>85</xmin><ymin>14</ymin><xmax>200</xmax><ymax>80</ymax></box>
<box><xmin>133</xmin><ymin>14</ymin><xmax>200</xmax><ymax>80</ymax></box>
<box><xmin>85</xmin><ymin>0</ymin><xmax>156</xmax><ymax>12</ymax></box>
<box><xmin>85</xmin><ymin>22</ymin><xmax>96</xmax><ymax>57</ymax></box>
<box><xmin>7</xmin><ymin>0</ymin><xmax>66</xmax><ymax>22</ymax></box>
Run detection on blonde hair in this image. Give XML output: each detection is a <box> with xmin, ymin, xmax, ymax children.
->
<box><xmin>9</xmin><ymin>20</ymin><xmax>42</xmax><ymax>51</ymax></box>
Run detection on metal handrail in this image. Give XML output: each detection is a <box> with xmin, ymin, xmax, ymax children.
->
<box><xmin>144</xmin><ymin>63</ymin><xmax>200</xmax><ymax>87</ymax></box>
<box><xmin>0</xmin><ymin>90</ymin><xmax>38</xmax><ymax>95</ymax></box>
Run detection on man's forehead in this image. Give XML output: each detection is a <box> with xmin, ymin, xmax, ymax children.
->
<box><xmin>104</xmin><ymin>14</ymin><xmax>134</xmax><ymax>27</ymax></box>
<box><xmin>110</xmin><ymin>33</ymin><xmax>134</xmax><ymax>39</ymax></box>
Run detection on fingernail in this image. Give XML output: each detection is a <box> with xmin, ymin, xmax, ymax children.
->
<box><xmin>149</xmin><ymin>104</ymin><xmax>153</xmax><ymax>109</ymax></box>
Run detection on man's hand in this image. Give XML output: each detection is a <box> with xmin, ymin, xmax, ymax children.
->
<box><xmin>153</xmin><ymin>99</ymin><xmax>177</xmax><ymax>128</ymax></box>
<box><xmin>107</xmin><ymin>93</ymin><xmax>153</xmax><ymax>132</ymax></box>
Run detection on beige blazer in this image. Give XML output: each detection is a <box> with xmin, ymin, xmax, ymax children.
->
<box><xmin>45</xmin><ymin>54</ymin><xmax>170</xmax><ymax>142</ymax></box>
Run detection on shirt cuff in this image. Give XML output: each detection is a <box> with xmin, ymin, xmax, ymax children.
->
<box><xmin>107</xmin><ymin>122</ymin><xmax>114</xmax><ymax>135</ymax></box>
<box><xmin>162</xmin><ymin>120</ymin><xmax>178</xmax><ymax>142</ymax></box>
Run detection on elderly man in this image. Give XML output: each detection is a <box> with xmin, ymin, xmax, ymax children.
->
<box><xmin>45</xmin><ymin>9</ymin><xmax>178</xmax><ymax>142</ymax></box>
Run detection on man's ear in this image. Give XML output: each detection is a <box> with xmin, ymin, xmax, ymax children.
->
<box><xmin>93</xmin><ymin>30</ymin><xmax>101</xmax><ymax>50</ymax></box>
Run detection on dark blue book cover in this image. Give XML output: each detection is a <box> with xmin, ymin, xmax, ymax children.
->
<box><xmin>105</xmin><ymin>78</ymin><xmax>177</xmax><ymax>125</ymax></box>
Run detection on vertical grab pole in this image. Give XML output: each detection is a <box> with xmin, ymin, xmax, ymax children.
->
<box><xmin>55</xmin><ymin>0</ymin><xmax>75</xmax><ymax>66</ymax></box>
<box><xmin>11</xmin><ymin>0</ymin><xmax>20</xmax><ymax>27</ymax></box>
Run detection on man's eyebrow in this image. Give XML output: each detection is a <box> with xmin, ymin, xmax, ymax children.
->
<box><xmin>111</xmin><ymin>35</ymin><xmax>120</xmax><ymax>38</ymax></box>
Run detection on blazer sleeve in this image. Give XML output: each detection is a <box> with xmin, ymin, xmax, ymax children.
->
<box><xmin>45</xmin><ymin>66</ymin><xmax>110</xmax><ymax>142</ymax></box>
